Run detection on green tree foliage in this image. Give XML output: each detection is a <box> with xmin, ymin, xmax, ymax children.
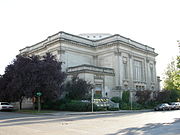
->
<box><xmin>111</xmin><ymin>97</ymin><xmax>121</xmax><ymax>103</ymax></box>
<box><xmin>163</xmin><ymin>58</ymin><xmax>179</xmax><ymax>91</ymax></box>
<box><xmin>64</xmin><ymin>75</ymin><xmax>93</xmax><ymax>100</ymax></box>
<box><xmin>0</xmin><ymin>53</ymin><xmax>66</xmax><ymax>109</ymax></box>
<box><xmin>122</xmin><ymin>91</ymin><xmax>130</xmax><ymax>103</ymax></box>
<box><xmin>177</xmin><ymin>56</ymin><xmax>180</xmax><ymax>68</ymax></box>
<box><xmin>155</xmin><ymin>90</ymin><xmax>180</xmax><ymax>102</ymax></box>
<box><xmin>173</xmin><ymin>56</ymin><xmax>180</xmax><ymax>90</ymax></box>
<box><xmin>135</xmin><ymin>90</ymin><xmax>151</xmax><ymax>104</ymax></box>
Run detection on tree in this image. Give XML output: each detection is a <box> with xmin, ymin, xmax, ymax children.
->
<box><xmin>155</xmin><ymin>90</ymin><xmax>171</xmax><ymax>103</ymax></box>
<box><xmin>122</xmin><ymin>91</ymin><xmax>130</xmax><ymax>103</ymax></box>
<box><xmin>155</xmin><ymin>90</ymin><xmax>180</xmax><ymax>103</ymax></box>
<box><xmin>177</xmin><ymin>56</ymin><xmax>180</xmax><ymax>68</ymax></box>
<box><xmin>173</xmin><ymin>56</ymin><xmax>180</xmax><ymax>90</ymax></box>
<box><xmin>65</xmin><ymin>75</ymin><xmax>93</xmax><ymax>100</ymax></box>
<box><xmin>30</xmin><ymin>53</ymin><xmax>66</xmax><ymax>101</ymax></box>
<box><xmin>135</xmin><ymin>90</ymin><xmax>151</xmax><ymax>104</ymax></box>
<box><xmin>163</xmin><ymin>59</ymin><xmax>179</xmax><ymax>90</ymax></box>
<box><xmin>0</xmin><ymin>53</ymin><xmax>66</xmax><ymax>109</ymax></box>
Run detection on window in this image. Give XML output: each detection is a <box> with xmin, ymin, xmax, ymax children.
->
<box><xmin>136</xmin><ymin>85</ymin><xmax>145</xmax><ymax>90</ymax></box>
<box><xmin>95</xmin><ymin>84</ymin><xmax>102</xmax><ymax>90</ymax></box>
<box><xmin>95</xmin><ymin>84</ymin><xmax>102</xmax><ymax>94</ymax></box>
<box><xmin>133</xmin><ymin>60</ymin><xmax>144</xmax><ymax>81</ymax></box>
<box><xmin>95</xmin><ymin>84</ymin><xmax>102</xmax><ymax>97</ymax></box>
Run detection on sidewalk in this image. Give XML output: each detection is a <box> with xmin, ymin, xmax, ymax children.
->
<box><xmin>50</xmin><ymin>109</ymin><xmax>153</xmax><ymax>116</ymax></box>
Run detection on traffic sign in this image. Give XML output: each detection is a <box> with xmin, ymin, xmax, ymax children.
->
<box><xmin>36</xmin><ymin>92</ymin><xmax>42</xmax><ymax>97</ymax></box>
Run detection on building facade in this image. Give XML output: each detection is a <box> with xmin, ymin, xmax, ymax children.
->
<box><xmin>20</xmin><ymin>31</ymin><xmax>160</xmax><ymax>99</ymax></box>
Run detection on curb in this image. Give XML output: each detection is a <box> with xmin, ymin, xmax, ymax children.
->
<box><xmin>52</xmin><ymin>109</ymin><xmax>153</xmax><ymax>116</ymax></box>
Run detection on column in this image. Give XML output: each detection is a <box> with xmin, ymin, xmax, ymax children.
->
<box><xmin>114</xmin><ymin>51</ymin><xmax>121</xmax><ymax>87</ymax></box>
<box><xmin>153</xmin><ymin>61</ymin><xmax>157</xmax><ymax>90</ymax></box>
<box><xmin>128</xmin><ymin>54</ymin><xmax>134</xmax><ymax>90</ymax></box>
<box><xmin>146</xmin><ymin>58</ymin><xmax>150</xmax><ymax>90</ymax></box>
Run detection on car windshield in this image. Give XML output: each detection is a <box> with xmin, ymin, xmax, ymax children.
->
<box><xmin>162</xmin><ymin>104</ymin><xmax>169</xmax><ymax>106</ymax></box>
<box><xmin>1</xmin><ymin>102</ymin><xmax>10</xmax><ymax>105</ymax></box>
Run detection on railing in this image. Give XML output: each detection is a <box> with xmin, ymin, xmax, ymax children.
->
<box><xmin>67</xmin><ymin>64</ymin><xmax>114</xmax><ymax>75</ymax></box>
<box><xmin>93</xmin><ymin>98</ymin><xmax>119</xmax><ymax>108</ymax></box>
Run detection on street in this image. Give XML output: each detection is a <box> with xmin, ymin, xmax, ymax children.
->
<box><xmin>0</xmin><ymin>110</ymin><xmax>180</xmax><ymax>135</ymax></box>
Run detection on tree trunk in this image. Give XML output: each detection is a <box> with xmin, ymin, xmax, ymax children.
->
<box><xmin>19</xmin><ymin>98</ymin><xmax>23</xmax><ymax>110</ymax></box>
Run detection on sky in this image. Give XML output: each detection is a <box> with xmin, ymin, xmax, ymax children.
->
<box><xmin>0</xmin><ymin>0</ymin><xmax>179</xmax><ymax>82</ymax></box>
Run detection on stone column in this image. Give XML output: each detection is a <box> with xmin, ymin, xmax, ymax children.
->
<box><xmin>119</xmin><ymin>53</ymin><xmax>123</xmax><ymax>88</ymax></box>
<box><xmin>153</xmin><ymin>61</ymin><xmax>157</xmax><ymax>89</ymax></box>
<box><xmin>157</xmin><ymin>76</ymin><xmax>161</xmax><ymax>90</ymax></box>
<box><xmin>128</xmin><ymin>54</ymin><xmax>134</xmax><ymax>90</ymax></box>
<box><xmin>114</xmin><ymin>51</ymin><xmax>121</xmax><ymax>87</ymax></box>
<box><xmin>146</xmin><ymin>58</ymin><xmax>150</xmax><ymax>90</ymax></box>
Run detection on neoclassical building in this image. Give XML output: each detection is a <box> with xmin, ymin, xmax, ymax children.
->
<box><xmin>20</xmin><ymin>31</ymin><xmax>160</xmax><ymax>99</ymax></box>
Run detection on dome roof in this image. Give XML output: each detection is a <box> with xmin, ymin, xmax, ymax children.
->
<box><xmin>79</xmin><ymin>33</ymin><xmax>112</xmax><ymax>40</ymax></box>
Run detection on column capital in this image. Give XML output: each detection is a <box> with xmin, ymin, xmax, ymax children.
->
<box><xmin>146</xmin><ymin>57</ymin><xmax>150</xmax><ymax>63</ymax></box>
<box><xmin>114</xmin><ymin>51</ymin><xmax>121</xmax><ymax>56</ymax></box>
<box><xmin>58</xmin><ymin>49</ymin><xmax>65</xmax><ymax>54</ymax></box>
<box><xmin>128</xmin><ymin>54</ymin><xmax>132</xmax><ymax>58</ymax></box>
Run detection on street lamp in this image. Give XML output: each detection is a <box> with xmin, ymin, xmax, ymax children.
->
<box><xmin>91</xmin><ymin>89</ymin><xmax>94</xmax><ymax>112</ymax></box>
<box><xmin>130</xmin><ymin>90</ymin><xmax>133</xmax><ymax>110</ymax></box>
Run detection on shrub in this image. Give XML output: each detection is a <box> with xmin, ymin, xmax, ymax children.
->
<box><xmin>135</xmin><ymin>90</ymin><xmax>151</xmax><ymax>105</ymax></box>
<box><xmin>41</xmin><ymin>100</ymin><xmax>54</xmax><ymax>110</ymax></box>
<box><xmin>120</xmin><ymin>102</ymin><xmax>130</xmax><ymax>110</ymax></box>
<box><xmin>111</xmin><ymin>97</ymin><xmax>121</xmax><ymax>103</ymax></box>
<box><xmin>42</xmin><ymin>98</ymin><xmax>71</xmax><ymax>110</ymax></box>
<box><xmin>119</xmin><ymin>102</ymin><xmax>144</xmax><ymax>110</ymax></box>
<box><xmin>131</xmin><ymin>102</ymin><xmax>143</xmax><ymax>110</ymax></box>
<box><xmin>122</xmin><ymin>91</ymin><xmax>130</xmax><ymax>103</ymax></box>
<box><xmin>155</xmin><ymin>90</ymin><xmax>171</xmax><ymax>103</ymax></box>
<box><xmin>96</xmin><ymin>107</ymin><xmax>108</xmax><ymax>111</ymax></box>
<box><xmin>59</xmin><ymin>100</ymin><xmax>98</xmax><ymax>112</ymax></box>
<box><xmin>107</xmin><ymin>107</ymin><xmax>119</xmax><ymax>111</ymax></box>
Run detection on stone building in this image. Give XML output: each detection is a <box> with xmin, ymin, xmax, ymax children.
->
<box><xmin>20</xmin><ymin>31</ymin><xmax>160</xmax><ymax>99</ymax></box>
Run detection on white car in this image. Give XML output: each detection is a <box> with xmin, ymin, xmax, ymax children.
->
<box><xmin>170</xmin><ymin>102</ymin><xmax>180</xmax><ymax>110</ymax></box>
<box><xmin>0</xmin><ymin>102</ymin><xmax>14</xmax><ymax>111</ymax></box>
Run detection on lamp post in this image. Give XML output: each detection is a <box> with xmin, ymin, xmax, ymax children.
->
<box><xmin>130</xmin><ymin>91</ymin><xmax>133</xmax><ymax>110</ymax></box>
<box><xmin>91</xmin><ymin>89</ymin><xmax>94</xmax><ymax>112</ymax></box>
<box><xmin>36</xmin><ymin>92</ymin><xmax>42</xmax><ymax>112</ymax></box>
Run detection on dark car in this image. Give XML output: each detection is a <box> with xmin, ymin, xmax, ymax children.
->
<box><xmin>154</xmin><ymin>103</ymin><xmax>172</xmax><ymax>111</ymax></box>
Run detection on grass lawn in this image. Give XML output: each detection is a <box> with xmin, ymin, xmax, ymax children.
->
<box><xmin>15</xmin><ymin>109</ymin><xmax>58</xmax><ymax>114</ymax></box>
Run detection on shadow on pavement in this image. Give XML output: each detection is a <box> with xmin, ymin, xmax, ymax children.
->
<box><xmin>0</xmin><ymin>111</ymin><xmax>147</xmax><ymax>127</ymax></box>
<box><xmin>106</xmin><ymin>118</ymin><xmax>180</xmax><ymax>135</ymax></box>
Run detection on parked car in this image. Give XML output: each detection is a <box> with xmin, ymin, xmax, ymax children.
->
<box><xmin>154</xmin><ymin>103</ymin><xmax>172</xmax><ymax>111</ymax></box>
<box><xmin>0</xmin><ymin>102</ymin><xmax>14</xmax><ymax>111</ymax></box>
<box><xmin>169</xmin><ymin>102</ymin><xmax>180</xmax><ymax>110</ymax></box>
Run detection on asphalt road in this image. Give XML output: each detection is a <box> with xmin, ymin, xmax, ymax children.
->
<box><xmin>0</xmin><ymin>110</ymin><xmax>180</xmax><ymax>135</ymax></box>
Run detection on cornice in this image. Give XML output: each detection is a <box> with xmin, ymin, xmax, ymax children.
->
<box><xmin>19</xmin><ymin>31</ymin><xmax>158</xmax><ymax>56</ymax></box>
